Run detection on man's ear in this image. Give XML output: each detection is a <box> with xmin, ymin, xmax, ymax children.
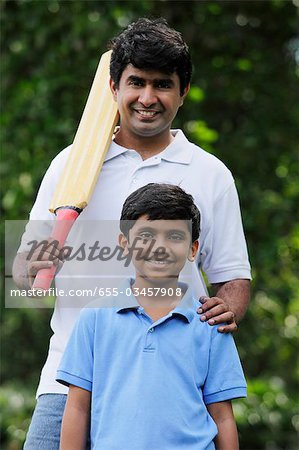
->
<box><xmin>179</xmin><ymin>83</ymin><xmax>190</xmax><ymax>106</ymax></box>
<box><xmin>118</xmin><ymin>233</ymin><xmax>129</xmax><ymax>255</ymax></box>
<box><xmin>188</xmin><ymin>239</ymin><xmax>199</xmax><ymax>262</ymax></box>
<box><xmin>109</xmin><ymin>78</ymin><xmax>118</xmax><ymax>101</ymax></box>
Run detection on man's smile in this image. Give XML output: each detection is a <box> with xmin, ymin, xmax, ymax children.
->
<box><xmin>133</xmin><ymin>108</ymin><xmax>162</xmax><ymax>119</ymax></box>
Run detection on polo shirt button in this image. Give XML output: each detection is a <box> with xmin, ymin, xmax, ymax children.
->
<box><xmin>132</xmin><ymin>178</ymin><xmax>137</xmax><ymax>183</ymax></box>
<box><xmin>149</xmin><ymin>328</ymin><xmax>154</xmax><ymax>333</ymax></box>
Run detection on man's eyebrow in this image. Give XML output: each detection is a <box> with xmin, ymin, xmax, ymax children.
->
<box><xmin>126</xmin><ymin>75</ymin><xmax>144</xmax><ymax>83</ymax></box>
<box><xmin>153</xmin><ymin>78</ymin><xmax>174</xmax><ymax>85</ymax></box>
<box><xmin>126</xmin><ymin>75</ymin><xmax>174</xmax><ymax>85</ymax></box>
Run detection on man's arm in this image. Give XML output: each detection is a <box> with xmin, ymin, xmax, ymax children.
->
<box><xmin>60</xmin><ymin>385</ymin><xmax>91</xmax><ymax>450</ymax></box>
<box><xmin>207</xmin><ymin>401</ymin><xmax>239</xmax><ymax>450</ymax></box>
<box><xmin>198</xmin><ymin>279</ymin><xmax>251</xmax><ymax>333</ymax></box>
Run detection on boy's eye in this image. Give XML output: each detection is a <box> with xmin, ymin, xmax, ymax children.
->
<box><xmin>168</xmin><ymin>233</ymin><xmax>184</xmax><ymax>241</ymax></box>
<box><xmin>138</xmin><ymin>232</ymin><xmax>154</xmax><ymax>240</ymax></box>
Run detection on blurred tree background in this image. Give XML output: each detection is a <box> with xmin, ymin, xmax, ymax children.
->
<box><xmin>1</xmin><ymin>0</ymin><xmax>299</xmax><ymax>449</ymax></box>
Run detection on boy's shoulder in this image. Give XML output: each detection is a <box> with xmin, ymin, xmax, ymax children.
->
<box><xmin>187</xmin><ymin>296</ymin><xmax>233</xmax><ymax>341</ymax></box>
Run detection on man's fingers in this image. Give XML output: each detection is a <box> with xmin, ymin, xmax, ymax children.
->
<box><xmin>198</xmin><ymin>297</ymin><xmax>229</xmax><ymax>314</ymax></box>
<box><xmin>201</xmin><ymin>311</ymin><xmax>235</xmax><ymax>325</ymax></box>
<box><xmin>31</xmin><ymin>247</ymin><xmax>63</xmax><ymax>262</ymax></box>
<box><xmin>197</xmin><ymin>296</ymin><xmax>238</xmax><ymax>334</ymax></box>
<box><xmin>28</xmin><ymin>261</ymin><xmax>54</xmax><ymax>287</ymax></box>
<box><xmin>218</xmin><ymin>322</ymin><xmax>239</xmax><ymax>334</ymax></box>
<box><xmin>28</xmin><ymin>237</ymin><xmax>64</xmax><ymax>263</ymax></box>
<box><xmin>199</xmin><ymin>305</ymin><xmax>229</xmax><ymax>322</ymax></box>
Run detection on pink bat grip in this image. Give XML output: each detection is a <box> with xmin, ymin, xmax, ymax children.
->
<box><xmin>32</xmin><ymin>208</ymin><xmax>80</xmax><ymax>291</ymax></box>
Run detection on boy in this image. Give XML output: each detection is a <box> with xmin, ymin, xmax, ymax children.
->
<box><xmin>57</xmin><ymin>183</ymin><xmax>247</xmax><ymax>450</ymax></box>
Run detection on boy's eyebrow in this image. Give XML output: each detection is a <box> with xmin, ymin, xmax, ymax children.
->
<box><xmin>135</xmin><ymin>226</ymin><xmax>188</xmax><ymax>235</ymax></box>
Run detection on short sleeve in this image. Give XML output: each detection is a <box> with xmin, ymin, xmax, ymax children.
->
<box><xmin>203</xmin><ymin>328</ymin><xmax>247</xmax><ymax>405</ymax></box>
<box><xmin>201</xmin><ymin>183</ymin><xmax>251</xmax><ymax>284</ymax></box>
<box><xmin>56</xmin><ymin>308</ymin><xmax>96</xmax><ymax>392</ymax></box>
<box><xmin>18</xmin><ymin>146</ymin><xmax>72</xmax><ymax>253</ymax></box>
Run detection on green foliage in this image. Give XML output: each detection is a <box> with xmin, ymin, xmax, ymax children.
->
<box><xmin>0</xmin><ymin>384</ymin><xmax>35</xmax><ymax>450</ymax></box>
<box><xmin>1</xmin><ymin>1</ymin><xmax>299</xmax><ymax>449</ymax></box>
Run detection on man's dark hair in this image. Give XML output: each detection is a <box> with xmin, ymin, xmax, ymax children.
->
<box><xmin>120</xmin><ymin>183</ymin><xmax>200</xmax><ymax>242</ymax></box>
<box><xmin>109</xmin><ymin>18</ymin><xmax>192</xmax><ymax>95</ymax></box>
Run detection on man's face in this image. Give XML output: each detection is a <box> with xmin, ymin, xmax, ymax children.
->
<box><xmin>119</xmin><ymin>216</ymin><xmax>198</xmax><ymax>283</ymax></box>
<box><xmin>110</xmin><ymin>65</ymin><xmax>189</xmax><ymax>140</ymax></box>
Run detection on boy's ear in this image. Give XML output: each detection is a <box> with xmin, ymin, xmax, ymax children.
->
<box><xmin>118</xmin><ymin>233</ymin><xmax>129</xmax><ymax>255</ymax></box>
<box><xmin>188</xmin><ymin>240</ymin><xmax>199</xmax><ymax>262</ymax></box>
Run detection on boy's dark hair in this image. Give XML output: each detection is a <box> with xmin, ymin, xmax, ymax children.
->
<box><xmin>109</xmin><ymin>17</ymin><xmax>192</xmax><ymax>95</ymax></box>
<box><xmin>120</xmin><ymin>183</ymin><xmax>200</xmax><ymax>242</ymax></box>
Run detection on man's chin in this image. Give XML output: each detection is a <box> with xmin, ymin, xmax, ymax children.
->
<box><xmin>131</xmin><ymin>122</ymin><xmax>169</xmax><ymax>138</ymax></box>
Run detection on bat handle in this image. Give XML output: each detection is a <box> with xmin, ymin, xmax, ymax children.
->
<box><xmin>32</xmin><ymin>208</ymin><xmax>80</xmax><ymax>292</ymax></box>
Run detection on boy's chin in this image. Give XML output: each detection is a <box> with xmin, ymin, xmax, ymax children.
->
<box><xmin>141</xmin><ymin>275</ymin><xmax>179</xmax><ymax>284</ymax></box>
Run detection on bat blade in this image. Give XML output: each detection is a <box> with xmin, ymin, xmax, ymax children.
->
<box><xmin>33</xmin><ymin>50</ymin><xmax>118</xmax><ymax>291</ymax></box>
<box><xmin>49</xmin><ymin>50</ymin><xmax>119</xmax><ymax>213</ymax></box>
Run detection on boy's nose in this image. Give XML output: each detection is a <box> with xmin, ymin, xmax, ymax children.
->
<box><xmin>150</xmin><ymin>237</ymin><xmax>170</xmax><ymax>260</ymax></box>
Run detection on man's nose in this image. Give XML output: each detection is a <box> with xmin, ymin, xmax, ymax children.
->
<box><xmin>138</xmin><ymin>85</ymin><xmax>157</xmax><ymax>107</ymax></box>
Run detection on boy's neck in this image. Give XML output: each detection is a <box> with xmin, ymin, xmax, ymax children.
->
<box><xmin>132</xmin><ymin>276</ymin><xmax>183</xmax><ymax>322</ymax></box>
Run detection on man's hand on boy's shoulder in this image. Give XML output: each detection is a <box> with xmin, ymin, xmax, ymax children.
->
<box><xmin>197</xmin><ymin>296</ymin><xmax>238</xmax><ymax>333</ymax></box>
<box><xmin>197</xmin><ymin>279</ymin><xmax>251</xmax><ymax>334</ymax></box>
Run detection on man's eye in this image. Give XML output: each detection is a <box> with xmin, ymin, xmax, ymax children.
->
<box><xmin>156</xmin><ymin>81</ymin><xmax>172</xmax><ymax>89</ymax></box>
<box><xmin>129</xmin><ymin>80</ymin><xmax>143</xmax><ymax>87</ymax></box>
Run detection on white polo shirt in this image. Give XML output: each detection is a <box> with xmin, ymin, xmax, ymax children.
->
<box><xmin>19</xmin><ymin>129</ymin><xmax>251</xmax><ymax>397</ymax></box>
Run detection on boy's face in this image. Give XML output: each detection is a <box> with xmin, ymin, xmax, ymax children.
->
<box><xmin>119</xmin><ymin>216</ymin><xmax>198</xmax><ymax>283</ymax></box>
<box><xmin>110</xmin><ymin>65</ymin><xmax>189</xmax><ymax>140</ymax></box>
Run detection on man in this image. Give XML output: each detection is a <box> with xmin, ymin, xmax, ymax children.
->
<box><xmin>13</xmin><ymin>18</ymin><xmax>251</xmax><ymax>449</ymax></box>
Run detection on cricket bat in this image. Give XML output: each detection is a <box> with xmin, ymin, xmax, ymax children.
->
<box><xmin>32</xmin><ymin>50</ymin><xmax>119</xmax><ymax>291</ymax></box>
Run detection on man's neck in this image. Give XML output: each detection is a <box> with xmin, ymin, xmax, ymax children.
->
<box><xmin>114</xmin><ymin>128</ymin><xmax>174</xmax><ymax>160</ymax></box>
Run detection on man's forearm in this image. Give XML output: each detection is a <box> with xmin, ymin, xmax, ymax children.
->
<box><xmin>212</xmin><ymin>279</ymin><xmax>250</xmax><ymax>323</ymax></box>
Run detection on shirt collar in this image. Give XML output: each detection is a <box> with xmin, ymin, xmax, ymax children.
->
<box><xmin>104</xmin><ymin>139</ymin><xmax>128</xmax><ymax>162</ymax></box>
<box><xmin>158</xmin><ymin>130</ymin><xmax>194</xmax><ymax>165</ymax></box>
<box><xmin>104</xmin><ymin>129</ymin><xmax>194</xmax><ymax>165</ymax></box>
<box><xmin>171</xmin><ymin>284</ymin><xmax>196</xmax><ymax>323</ymax></box>
<box><xmin>116</xmin><ymin>279</ymin><xmax>196</xmax><ymax>323</ymax></box>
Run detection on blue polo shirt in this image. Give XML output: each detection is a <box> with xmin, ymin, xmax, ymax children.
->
<box><xmin>57</xmin><ymin>280</ymin><xmax>246</xmax><ymax>450</ymax></box>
